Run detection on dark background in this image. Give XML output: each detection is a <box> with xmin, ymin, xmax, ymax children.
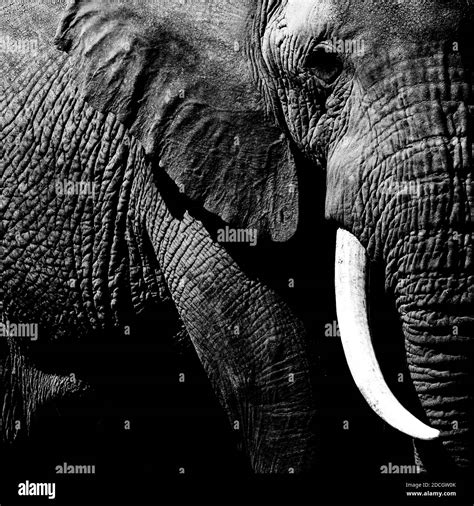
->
<box><xmin>1</xmin><ymin>162</ymin><xmax>470</xmax><ymax>505</ymax></box>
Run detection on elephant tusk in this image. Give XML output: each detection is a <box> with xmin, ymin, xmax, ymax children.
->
<box><xmin>334</xmin><ymin>229</ymin><xmax>440</xmax><ymax>441</ymax></box>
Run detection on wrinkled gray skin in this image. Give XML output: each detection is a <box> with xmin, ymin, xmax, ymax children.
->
<box><xmin>1</xmin><ymin>0</ymin><xmax>473</xmax><ymax>473</ymax></box>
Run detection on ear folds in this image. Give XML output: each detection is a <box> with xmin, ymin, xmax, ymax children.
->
<box><xmin>161</xmin><ymin>104</ymin><xmax>299</xmax><ymax>241</ymax></box>
<box><xmin>54</xmin><ymin>0</ymin><xmax>155</xmax><ymax>127</ymax></box>
<box><xmin>55</xmin><ymin>0</ymin><xmax>299</xmax><ymax>242</ymax></box>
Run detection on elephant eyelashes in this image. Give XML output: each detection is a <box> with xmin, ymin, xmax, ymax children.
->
<box><xmin>303</xmin><ymin>45</ymin><xmax>343</xmax><ymax>84</ymax></box>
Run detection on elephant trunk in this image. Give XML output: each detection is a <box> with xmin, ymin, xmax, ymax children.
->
<box><xmin>136</xmin><ymin>168</ymin><xmax>317</xmax><ymax>473</ymax></box>
<box><xmin>392</xmin><ymin>230</ymin><xmax>473</xmax><ymax>470</ymax></box>
<box><xmin>383</xmin><ymin>88</ymin><xmax>473</xmax><ymax>469</ymax></box>
<box><xmin>379</xmin><ymin>128</ymin><xmax>473</xmax><ymax>470</ymax></box>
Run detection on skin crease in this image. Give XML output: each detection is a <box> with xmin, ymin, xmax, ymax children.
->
<box><xmin>1</xmin><ymin>0</ymin><xmax>472</xmax><ymax>476</ymax></box>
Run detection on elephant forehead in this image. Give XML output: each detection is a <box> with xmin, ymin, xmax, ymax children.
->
<box><xmin>282</xmin><ymin>0</ymin><xmax>472</xmax><ymax>42</ymax></box>
<box><xmin>285</xmin><ymin>0</ymin><xmax>335</xmax><ymax>36</ymax></box>
<box><xmin>343</xmin><ymin>0</ymin><xmax>472</xmax><ymax>41</ymax></box>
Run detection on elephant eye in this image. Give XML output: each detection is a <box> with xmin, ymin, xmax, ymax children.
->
<box><xmin>303</xmin><ymin>45</ymin><xmax>343</xmax><ymax>84</ymax></box>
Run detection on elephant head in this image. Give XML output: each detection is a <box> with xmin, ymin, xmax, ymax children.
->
<box><xmin>253</xmin><ymin>0</ymin><xmax>473</xmax><ymax>470</ymax></box>
<box><xmin>5</xmin><ymin>0</ymin><xmax>471</xmax><ymax>473</ymax></box>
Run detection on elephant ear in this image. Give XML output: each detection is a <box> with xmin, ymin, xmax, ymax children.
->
<box><xmin>54</xmin><ymin>0</ymin><xmax>299</xmax><ymax>242</ymax></box>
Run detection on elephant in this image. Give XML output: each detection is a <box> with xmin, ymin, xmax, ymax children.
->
<box><xmin>1</xmin><ymin>0</ymin><xmax>473</xmax><ymax>479</ymax></box>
